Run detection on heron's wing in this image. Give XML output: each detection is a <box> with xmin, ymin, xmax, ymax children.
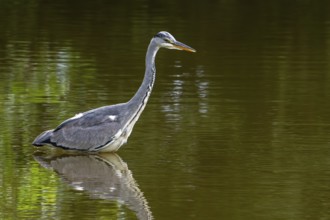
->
<box><xmin>50</xmin><ymin>106</ymin><xmax>124</xmax><ymax>151</ymax></box>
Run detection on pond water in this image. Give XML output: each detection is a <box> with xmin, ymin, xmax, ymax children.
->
<box><xmin>1</xmin><ymin>0</ymin><xmax>330</xmax><ymax>219</ymax></box>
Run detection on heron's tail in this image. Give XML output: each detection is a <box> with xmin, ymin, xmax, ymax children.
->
<box><xmin>32</xmin><ymin>129</ymin><xmax>54</xmax><ymax>146</ymax></box>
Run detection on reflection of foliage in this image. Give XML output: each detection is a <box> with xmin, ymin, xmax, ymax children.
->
<box><xmin>0</xmin><ymin>2</ymin><xmax>102</xmax><ymax>218</ymax></box>
<box><xmin>1</xmin><ymin>0</ymin><xmax>330</xmax><ymax>219</ymax></box>
<box><xmin>1</xmin><ymin>42</ymin><xmax>72</xmax><ymax>104</ymax></box>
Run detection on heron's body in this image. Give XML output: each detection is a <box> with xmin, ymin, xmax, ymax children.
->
<box><xmin>32</xmin><ymin>31</ymin><xmax>195</xmax><ymax>152</ymax></box>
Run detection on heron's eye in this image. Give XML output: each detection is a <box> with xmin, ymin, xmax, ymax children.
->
<box><xmin>164</xmin><ymin>38</ymin><xmax>172</xmax><ymax>43</ymax></box>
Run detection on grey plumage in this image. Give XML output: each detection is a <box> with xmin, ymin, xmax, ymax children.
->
<box><xmin>32</xmin><ymin>31</ymin><xmax>196</xmax><ymax>152</ymax></box>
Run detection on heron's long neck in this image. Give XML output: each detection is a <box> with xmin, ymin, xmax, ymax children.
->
<box><xmin>128</xmin><ymin>40</ymin><xmax>159</xmax><ymax>110</ymax></box>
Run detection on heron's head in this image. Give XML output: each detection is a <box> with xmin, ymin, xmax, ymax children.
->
<box><xmin>153</xmin><ymin>31</ymin><xmax>196</xmax><ymax>52</ymax></box>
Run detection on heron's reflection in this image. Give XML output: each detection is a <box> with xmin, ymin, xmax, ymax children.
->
<box><xmin>34</xmin><ymin>151</ymin><xmax>153</xmax><ymax>220</ymax></box>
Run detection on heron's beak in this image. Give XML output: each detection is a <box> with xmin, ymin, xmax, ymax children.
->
<box><xmin>173</xmin><ymin>41</ymin><xmax>196</xmax><ymax>52</ymax></box>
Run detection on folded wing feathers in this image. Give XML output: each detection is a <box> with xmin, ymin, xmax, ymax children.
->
<box><xmin>34</xmin><ymin>106</ymin><xmax>125</xmax><ymax>151</ymax></box>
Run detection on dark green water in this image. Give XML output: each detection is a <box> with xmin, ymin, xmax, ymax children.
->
<box><xmin>1</xmin><ymin>0</ymin><xmax>330</xmax><ymax>219</ymax></box>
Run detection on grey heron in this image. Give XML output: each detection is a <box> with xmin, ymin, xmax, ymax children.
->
<box><xmin>32</xmin><ymin>31</ymin><xmax>196</xmax><ymax>152</ymax></box>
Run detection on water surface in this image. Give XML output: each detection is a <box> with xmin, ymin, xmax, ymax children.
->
<box><xmin>1</xmin><ymin>0</ymin><xmax>330</xmax><ymax>219</ymax></box>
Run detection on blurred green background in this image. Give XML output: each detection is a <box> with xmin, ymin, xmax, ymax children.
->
<box><xmin>1</xmin><ymin>0</ymin><xmax>330</xmax><ymax>219</ymax></box>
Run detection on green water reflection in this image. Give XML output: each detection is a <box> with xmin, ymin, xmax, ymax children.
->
<box><xmin>1</xmin><ymin>0</ymin><xmax>330</xmax><ymax>219</ymax></box>
<box><xmin>33</xmin><ymin>152</ymin><xmax>152</xmax><ymax>219</ymax></box>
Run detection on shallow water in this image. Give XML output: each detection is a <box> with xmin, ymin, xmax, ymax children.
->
<box><xmin>1</xmin><ymin>0</ymin><xmax>330</xmax><ymax>219</ymax></box>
